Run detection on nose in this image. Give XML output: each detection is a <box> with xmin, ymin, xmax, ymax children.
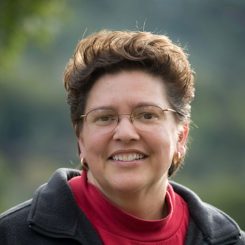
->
<box><xmin>112</xmin><ymin>116</ymin><xmax>140</xmax><ymax>142</ymax></box>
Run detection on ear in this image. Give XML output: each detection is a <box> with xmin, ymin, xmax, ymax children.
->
<box><xmin>77</xmin><ymin>137</ymin><xmax>86</xmax><ymax>161</ymax></box>
<box><xmin>176</xmin><ymin>123</ymin><xmax>189</xmax><ymax>156</ymax></box>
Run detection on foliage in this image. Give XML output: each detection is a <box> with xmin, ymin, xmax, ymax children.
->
<box><xmin>0</xmin><ymin>0</ymin><xmax>68</xmax><ymax>70</ymax></box>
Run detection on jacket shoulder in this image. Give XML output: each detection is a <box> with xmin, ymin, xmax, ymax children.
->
<box><xmin>0</xmin><ymin>199</ymin><xmax>32</xmax><ymax>223</ymax></box>
<box><xmin>170</xmin><ymin>181</ymin><xmax>245</xmax><ymax>244</ymax></box>
<box><xmin>0</xmin><ymin>199</ymin><xmax>32</xmax><ymax>243</ymax></box>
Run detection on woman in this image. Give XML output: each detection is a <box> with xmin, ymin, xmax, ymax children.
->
<box><xmin>0</xmin><ymin>30</ymin><xmax>244</xmax><ymax>244</ymax></box>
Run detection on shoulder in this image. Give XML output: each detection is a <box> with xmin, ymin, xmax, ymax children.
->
<box><xmin>170</xmin><ymin>181</ymin><xmax>245</xmax><ymax>244</ymax></box>
<box><xmin>0</xmin><ymin>168</ymin><xmax>81</xmax><ymax>244</ymax></box>
<box><xmin>0</xmin><ymin>199</ymin><xmax>32</xmax><ymax>243</ymax></box>
<box><xmin>0</xmin><ymin>168</ymin><xmax>80</xmax><ymax>223</ymax></box>
<box><xmin>0</xmin><ymin>199</ymin><xmax>32</xmax><ymax>223</ymax></box>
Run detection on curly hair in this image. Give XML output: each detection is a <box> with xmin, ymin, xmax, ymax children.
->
<box><xmin>64</xmin><ymin>30</ymin><xmax>195</xmax><ymax>176</ymax></box>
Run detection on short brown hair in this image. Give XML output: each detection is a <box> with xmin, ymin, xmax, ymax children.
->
<box><xmin>64</xmin><ymin>30</ymin><xmax>195</xmax><ymax>176</ymax></box>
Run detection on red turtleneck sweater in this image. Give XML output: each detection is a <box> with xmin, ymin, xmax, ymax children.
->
<box><xmin>69</xmin><ymin>171</ymin><xmax>189</xmax><ymax>245</ymax></box>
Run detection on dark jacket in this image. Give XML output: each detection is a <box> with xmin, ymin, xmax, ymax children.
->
<box><xmin>0</xmin><ymin>168</ymin><xmax>244</xmax><ymax>245</ymax></box>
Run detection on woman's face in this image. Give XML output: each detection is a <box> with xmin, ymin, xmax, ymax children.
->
<box><xmin>78</xmin><ymin>70</ymin><xmax>188</xmax><ymax>197</ymax></box>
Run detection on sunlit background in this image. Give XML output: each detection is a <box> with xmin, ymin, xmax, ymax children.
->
<box><xmin>0</xmin><ymin>0</ymin><xmax>245</xmax><ymax>229</ymax></box>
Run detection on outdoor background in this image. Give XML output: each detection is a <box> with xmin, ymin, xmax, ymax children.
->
<box><xmin>0</xmin><ymin>0</ymin><xmax>245</xmax><ymax>229</ymax></box>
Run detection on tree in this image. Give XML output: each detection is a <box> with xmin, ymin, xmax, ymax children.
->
<box><xmin>0</xmin><ymin>0</ymin><xmax>69</xmax><ymax>70</ymax></box>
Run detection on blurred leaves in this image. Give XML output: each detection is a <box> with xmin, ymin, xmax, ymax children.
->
<box><xmin>0</xmin><ymin>0</ymin><xmax>68</xmax><ymax>70</ymax></box>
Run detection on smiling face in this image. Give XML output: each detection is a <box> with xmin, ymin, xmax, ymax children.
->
<box><xmin>78</xmin><ymin>70</ymin><xmax>188</xmax><ymax>199</ymax></box>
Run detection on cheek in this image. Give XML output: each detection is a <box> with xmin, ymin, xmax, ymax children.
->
<box><xmin>149</xmin><ymin>130</ymin><xmax>177</xmax><ymax>159</ymax></box>
<box><xmin>81</xmin><ymin>132</ymin><xmax>109</xmax><ymax>161</ymax></box>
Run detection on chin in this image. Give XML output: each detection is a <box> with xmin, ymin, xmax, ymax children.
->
<box><xmin>107</xmin><ymin>176</ymin><xmax>150</xmax><ymax>194</ymax></box>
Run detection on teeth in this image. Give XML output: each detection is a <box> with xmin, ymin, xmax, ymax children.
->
<box><xmin>112</xmin><ymin>153</ymin><xmax>144</xmax><ymax>161</ymax></box>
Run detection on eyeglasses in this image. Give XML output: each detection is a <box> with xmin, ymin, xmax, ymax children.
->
<box><xmin>80</xmin><ymin>105</ymin><xmax>183</xmax><ymax>134</ymax></box>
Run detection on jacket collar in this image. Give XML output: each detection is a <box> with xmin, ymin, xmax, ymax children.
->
<box><xmin>171</xmin><ymin>181</ymin><xmax>242</xmax><ymax>244</ymax></box>
<box><xmin>27</xmin><ymin>168</ymin><xmax>102</xmax><ymax>244</ymax></box>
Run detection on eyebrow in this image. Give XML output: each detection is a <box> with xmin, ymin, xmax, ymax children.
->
<box><xmin>85</xmin><ymin>106</ymin><xmax>115</xmax><ymax>113</ymax></box>
<box><xmin>133</xmin><ymin>102</ymin><xmax>166</xmax><ymax>108</ymax></box>
<box><xmin>86</xmin><ymin>102</ymin><xmax>167</xmax><ymax>113</ymax></box>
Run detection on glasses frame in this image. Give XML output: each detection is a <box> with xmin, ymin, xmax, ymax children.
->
<box><xmin>80</xmin><ymin>105</ymin><xmax>184</xmax><ymax>126</ymax></box>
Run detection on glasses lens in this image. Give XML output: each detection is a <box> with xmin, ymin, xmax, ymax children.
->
<box><xmin>132</xmin><ymin>105</ymin><xmax>165</xmax><ymax>129</ymax></box>
<box><xmin>86</xmin><ymin>108</ymin><xmax>118</xmax><ymax>129</ymax></box>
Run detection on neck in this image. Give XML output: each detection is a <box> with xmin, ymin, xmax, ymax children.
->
<box><xmin>90</xmin><ymin>175</ymin><xmax>169</xmax><ymax>220</ymax></box>
<box><xmin>110</xmin><ymin>189</ymin><xmax>168</xmax><ymax>220</ymax></box>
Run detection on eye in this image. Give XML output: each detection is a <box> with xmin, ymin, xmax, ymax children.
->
<box><xmin>139</xmin><ymin>112</ymin><xmax>156</xmax><ymax>119</ymax></box>
<box><xmin>90</xmin><ymin>110</ymin><xmax>117</xmax><ymax>126</ymax></box>
<box><xmin>135</xmin><ymin>111</ymin><xmax>160</xmax><ymax>122</ymax></box>
<box><xmin>142</xmin><ymin>112</ymin><xmax>157</xmax><ymax>120</ymax></box>
<box><xmin>96</xmin><ymin>115</ymin><xmax>115</xmax><ymax>122</ymax></box>
<box><xmin>133</xmin><ymin>106</ymin><xmax>163</xmax><ymax>123</ymax></box>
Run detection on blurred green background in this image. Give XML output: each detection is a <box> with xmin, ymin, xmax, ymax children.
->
<box><xmin>0</xmin><ymin>0</ymin><xmax>244</xmax><ymax>229</ymax></box>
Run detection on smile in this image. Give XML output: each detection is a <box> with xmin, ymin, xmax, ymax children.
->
<box><xmin>111</xmin><ymin>153</ymin><xmax>145</xmax><ymax>161</ymax></box>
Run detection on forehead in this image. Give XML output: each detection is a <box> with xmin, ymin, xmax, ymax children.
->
<box><xmin>85</xmin><ymin>70</ymin><xmax>169</xmax><ymax>110</ymax></box>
